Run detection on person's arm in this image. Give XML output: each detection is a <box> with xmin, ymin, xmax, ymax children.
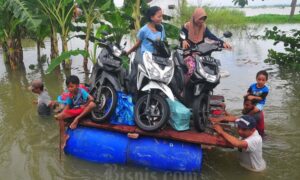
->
<box><xmin>204</xmin><ymin>28</ymin><xmax>231</xmax><ymax>49</ymax></box>
<box><xmin>247</xmin><ymin>86</ymin><xmax>252</xmax><ymax>94</ymax></box>
<box><xmin>247</xmin><ymin>95</ymin><xmax>263</xmax><ymax>101</ymax></box>
<box><xmin>214</xmin><ymin>124</ymin><xmax>248</xmax><ymax>149</ymax></box>
<box><xmin>126</xmin><ymin>39</ymin><xmax>142</xmax><ymax>55</ymax></box>
<box><xmin>204</xmin><ymin>28</ymin><xmax>223</xmax><ymax>43</ymax></box>
<box><xmin>210</xmin><ymin>114</ymin><xmax>238</xmax><ymax>123</ymax></box>
<box><xmin>180</xmin><ymin>25</ymin><xmax>190</xmax><ymax>49</ymax></box>
<box><xmin>127</xmin><ymin>27</ymin><xmax>145</xmax><ymax>55</ymax></box>
<box><xmin>85</xmin><ymin>94</ymin><xmax>94</xmax><ymax>105</ymax></box>
<box><xmin>81</xmin><ymin>89</ymin><xmax>94</xmax><ymax>106</ymax></box>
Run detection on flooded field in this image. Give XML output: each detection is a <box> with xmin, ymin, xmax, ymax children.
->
<box><xmin>0</xmin><ymin>21</ymin><xmax>299</xmax><ymax>180</ymax></box>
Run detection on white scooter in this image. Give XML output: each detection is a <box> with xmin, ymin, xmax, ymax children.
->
<box><xmin>134</xmin><ymin>51</ymin><xmax>175</xmax><ymax>131</ymax></box>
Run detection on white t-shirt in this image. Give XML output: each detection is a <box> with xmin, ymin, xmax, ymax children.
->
<box><xmin>239</xmin><ymin>130</ymin><xmax>266</xmax><ymax>172</ymax></box>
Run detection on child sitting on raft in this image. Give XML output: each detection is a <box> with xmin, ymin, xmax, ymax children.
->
<box><xmin>55</xmin><ymin>75</ymin><xmax>95</xmax><ymax>149</ymax></box>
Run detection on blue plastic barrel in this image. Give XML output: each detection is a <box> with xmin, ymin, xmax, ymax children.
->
<box><xmin>65</xmin><ymin>127</ymin><xmax>129</xmax><ymax>164</ymax></box>
<box><xmin>65</xmin><ymin>127</ymin><xmax>203</xmax><ymax>172</ymax></box>
<box><xmin>127</xmin><ymin>136</ymin><xmax>203</xmax><ymax>172</ymax></box>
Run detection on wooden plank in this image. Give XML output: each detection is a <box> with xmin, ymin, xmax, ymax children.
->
<box><xmin>80</xmin><ymin>120</ymin><xmax>233</xmax><ymax>148</ymax></box>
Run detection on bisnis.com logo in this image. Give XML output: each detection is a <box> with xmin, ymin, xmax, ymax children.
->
<box><xmin>103</xmin><ymin>164</ymin><xmax>200</xmax><ymax>180</ymax></box>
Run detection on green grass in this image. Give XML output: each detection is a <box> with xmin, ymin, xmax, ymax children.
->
<box><xmin>246</xmin><ymin>14</ymin><xmax>300</xmax><ymax>24</ymax></box>
<box><xmin>173</xmin><ymin>6</ymin><xmax>247</xmax><ymax>28</ymax></box>
<box><xmin>206</xmin><ymin>7</ymin><xmax>247</xmax><ymax>28</ymax></box>
<box><xmin>172</xmin><ymin>5</ymin><xmax>300</xmax><ymax>29</ymax></box>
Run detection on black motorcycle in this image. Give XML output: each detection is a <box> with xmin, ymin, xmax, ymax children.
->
<box><xmin>170</xmin><ymin>31</ymin><xmax>232</xmax><ymax>132</ymax></box>
<box><xmin>88</xmin><ymin>35</ymin><xmax>128</xmax><ymax>122</ymax></box>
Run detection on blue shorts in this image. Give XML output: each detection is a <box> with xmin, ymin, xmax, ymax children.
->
<box><xmin>256</xmin><ymin>103</ymin><xmax>265</xmax><ymax>111</ymax></box>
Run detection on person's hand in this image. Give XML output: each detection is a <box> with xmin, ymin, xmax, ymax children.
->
<box><xmin>123</xmin><ymin>50</ymin><xmax>130</xmax><ymax>56</ymax></box>
<box><xmin>210</xmin><ymin>117</ymin><xmax>220</xmax><ymax>124</ymax></box>
<box><xmin>223</xmin><ymin>42</ymin><xmax>231</xmax><ymax>49</ymax></box>
<box><xmin>213</xmin><ymin>124</ymin><xmax>224</xmax><ymax>134</ymax></box>
<box><xmin>33</xmin><ymin>100</ymin><xmax>38</xmax><ymax>104</ymax></box>
<box><xmin>247</xmin><ymin>95</ymin><xmax>255</xmax><ymax>100</ymax></box>
<box><xmin>182</xmin><ymin>40</ymin><xmax>190</xmax><ymax>49</ymax></box>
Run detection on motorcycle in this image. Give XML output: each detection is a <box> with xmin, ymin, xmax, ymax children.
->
<box><xmin>88</xmin><ymin>34</ymin><xmax>129</xmax><ymax>122</ymax></box>
<box><xmin>170</xmin><ymin>31</ymin><xmax>232</xmax><ymax>132</ymax></box>
<box><xmin>133</xmin><ymin>46</ymin><xmax>175</xmax><ymax>131</ymax></box>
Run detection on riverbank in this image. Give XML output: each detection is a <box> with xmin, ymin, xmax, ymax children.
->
<box><xmin>246</xmin><ymin>14</ymin><xmax>300</xmax><ymax>24</ymax></box>
<box><xmin>173</xmin><ymin>6</ymin><xmax>300</xmax><ymax>27</ymax></box>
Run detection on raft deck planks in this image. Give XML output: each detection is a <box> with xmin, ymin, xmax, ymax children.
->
<box><xmin>80</xmin><ymin>120</ymin><xmax>233</xmax><ymax>148</ymax></box>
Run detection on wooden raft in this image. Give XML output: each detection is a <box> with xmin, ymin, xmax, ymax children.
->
<box><xmin>79</xmin><ymin>120</ymin><xmax>233</xmax><ymax>148</ymax></box>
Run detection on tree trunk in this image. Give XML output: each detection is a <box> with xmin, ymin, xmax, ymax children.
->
<box><xmin>83</xmin><ymin>21</ymin><xmax>92</xmax><ymax>71</ymax></box>
<box><xmin>15</xmin><ymin>33</ymin><xmax>23</xmax><ymax>65</ymax></box>
<box><xmin>134</xmin><ymin>0</ymin><xmax>141</xmax><ymax>33</ymax></box>
<box><xmin>7</xmin><ymin>38</ymin><xmax>18</xmax><ymax>70</ymax></box>
<box><xmin>62</xmin><ymin>36</ymin><xmax>71</xmax><ymax>69</ymax></box>
<box><xmin>50</xmin><ymin>26</ymin><xmax>59</xmax><ymax>59</ymax></box>
<box><xmin>290</xmin><ymin>0</ymin><xmax>297</xmax><ymax>17</ymax></box>
<box><xmin>2</xmin><ymin>43</ymin><xmax>9</xmax><ymax>64</ymax></box>
<box><xmin>37</xmin><ymin>41</ymin><xmax>41</xmax><ymax>60</ymax></box>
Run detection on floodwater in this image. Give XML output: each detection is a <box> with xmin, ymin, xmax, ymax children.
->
<box><xmin>1</xmin><ymin>22</ymin><xmax>300</xmax><ymax>179</ymax></box>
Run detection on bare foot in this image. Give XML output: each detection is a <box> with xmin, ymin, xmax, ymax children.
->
<box><xmin>60</xmin><ymin>134</ymin><xmax>70</xmax><ymax>150</ymax></box>
<box><xmin>127</xmin><ymin>133</ymin><xmax>139</xmax><ymax>139</ymax></box>
<box><xmin>69</xmin><ymin>119</ymin><xmax>79</xmax><ymax>129</ymax></box>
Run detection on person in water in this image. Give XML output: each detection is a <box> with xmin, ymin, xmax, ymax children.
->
<box><xmin>55</xmin><ymin>75</ymin><xmax>95</xmax><ymax>149</ymax></box>
<box><xmin>213</xmin><ymin>115</ymin><xmax>266</xmax><ymax>172</ymax></box>
<box><xmin>126</xmin><ymin>6</ymin><xmax>166</xmax><ymax>55</ymax></box>
<box><xmin>245</xmin><ymin>70</ymin><xmax>269</xmax><ymax>114</ymax></box>
<box><xmin>210</xmin><ymin>96</ymin><xmax>265</xmax><ymax>137</ymax></box>
<box><xmin>180</xmin><ymin>7</ymin><xmax>231</xmax><ymax>83</ymax></box>
<box><xmin>28</xmin><ymin>79</ymin><xmax>55</xmax><ymax>116</ymax></box>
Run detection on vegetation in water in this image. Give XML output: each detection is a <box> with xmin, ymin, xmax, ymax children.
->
<box><xmin>264</xmin><ymin>26</ymin><xmax>300</xmax><ymax>67</ymax></box>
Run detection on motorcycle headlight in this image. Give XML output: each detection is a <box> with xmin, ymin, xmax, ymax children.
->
<box><xmin>143</xmin><ymin>52</ymin><xmax>174</xmax><ymax>83</ymax></box>
<box><xmin>112</xmin><ymin>45</ymin><xmax>122</xmax><ymax>57</ymax></box>
<box><xmin>162</xmin><ymin>61</ymin><xmax>174</xmax><ymax>84</ymax></box>
<box><xmin>198</xmin><ymin>61</ymin><xmax>218</xmax><ymax>83</ymax></box>
<box><xmin>144</xmin><ymin>55</ymin><xmax>160</xmax><ymax>80</ymax></box>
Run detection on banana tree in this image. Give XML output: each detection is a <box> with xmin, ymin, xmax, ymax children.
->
<box><xmin>26</xmin><ymin>14</ymin><xmax>51</xmax><ymax>60</ymax></box>
<box><xmin>0</xmin><ymin>0</ymin><xmax>40</xmax><ymax>70</ymax></box>
<box><xmin>37</xmin><ymin>0</ymin><xmax>75</xmax><ymax>69</ymax></box>
<box><xmin>122</xmin><ymin>0</ymin><xmax>150</xmax><ymax>39</ymax></box>
<box><xmin>75</xmin><ymin>0</ymin><xmax>114</xmax><ymax>70</ymax></box>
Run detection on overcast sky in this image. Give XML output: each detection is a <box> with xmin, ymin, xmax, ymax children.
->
<box><xmin>189</xmin><ymin>0</ymin><xmax>292</xmax><ymax>6</ymax></box>
<box><xmin>114</xmin><ymin>0</ymin><xmax>295</xmax><ymax>7</ymax></box>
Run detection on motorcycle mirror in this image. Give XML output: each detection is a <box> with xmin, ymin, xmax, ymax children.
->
<box><xmin>223</xmin><ymin>31</ymin><xmax>232</xmax><ymax>38</ymax></box>
<box><xmin>179</xmin><ymin>31</ymin><xmax>186</xmax><ymax>40</ymax></box>
<box><xmin>101</xmin><ymin>31</ymin><xmax>109</xmax><ymax>36</ymax></box>
<box><xmin>121</xmin><ymin>41</ymin><xmax>127</xmax><ymax>50</ymax></box>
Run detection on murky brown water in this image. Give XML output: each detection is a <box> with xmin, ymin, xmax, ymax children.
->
<box><xmin>0</xmin><ymin>24</ymin><xmax>299</xmax><ymax>179</ymax></box>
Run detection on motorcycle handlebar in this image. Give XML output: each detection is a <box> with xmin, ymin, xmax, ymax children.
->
<box><xmin>177</xmin><ymin>42</ymin><xmax>223</xmax><ymax>55</ymax></box>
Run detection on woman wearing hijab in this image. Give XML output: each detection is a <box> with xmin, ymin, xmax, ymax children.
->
<box><xmin>181</xmin><ymin>8</ymin><xmax>231</xmax><ymax>83</ymax></box>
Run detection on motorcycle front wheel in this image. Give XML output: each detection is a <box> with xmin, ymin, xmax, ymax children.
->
<box><xmin>193</xmin><ymin>93</ymin><xmax>210</xmax><ymax>132</ymax></box>
<box><xmin>91</xmin><ymin>84</ymin><xmax>117</xmax><ymax>123</ymax></box>
<box><xmin>134</xmin><ymin>94</ymin><xmax>170</xmax><ymax>131</ymax></box>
